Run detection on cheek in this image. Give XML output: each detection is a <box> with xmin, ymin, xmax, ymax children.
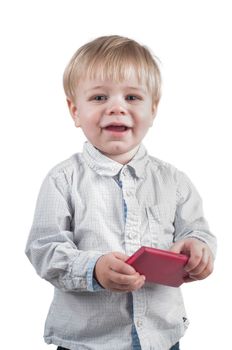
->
<box><xmin>136</xmin><ymin>113</ymin><xmax>153</xmax><ymax>129</ymax></box>
<box><xmin>80</xmin><ymin>119</ymin><xmax>101</xmax><ymax>139</ymax></box>
<box><xmin>79</xmin><ymin>106</ymin><xmax>100</xmax><ymax>123</ymax></box>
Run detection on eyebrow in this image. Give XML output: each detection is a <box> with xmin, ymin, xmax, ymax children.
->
<box><xmin>84</xmin><ymin>86</ymin><xmax>147</xmax><ymax>94</ymax></box>
<box><xmin>126</xmin><ymin>86</ymin><xmax>147</xmax><ymax>94</ymax></box>
<box><xmin>84</xmin><ymin>86</ymin><xmax>106</xmax><ymax>94</ymax></box>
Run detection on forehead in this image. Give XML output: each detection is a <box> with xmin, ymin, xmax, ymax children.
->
<box><xmin>85</xmin><ymin>58</ymin><xmax>148</xmax><ymax>83</ymax></box>
<box><xmin>78</xmin><ymin>65</ymin><xmax>149</xmax><ymax>92</ymax></box>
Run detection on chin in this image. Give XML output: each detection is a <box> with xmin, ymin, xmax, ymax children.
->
<box><xmin>107</xmin><ymin>144</ymin><xmax>131</xmax><ymax>155</ymax></box>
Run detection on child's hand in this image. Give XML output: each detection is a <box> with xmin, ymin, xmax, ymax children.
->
<box><xmin>170</xmin><ymin>238</ymin><xmax>214</xmax><ymax>282</ymax></box>
<box><xmin>94</xmin><ymin>252</ymin><xmax>145</xmax><ymax>292</ymax></box>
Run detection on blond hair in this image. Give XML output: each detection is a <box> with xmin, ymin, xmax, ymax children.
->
<box><xmin>63</xmin><ymin>35</ymin><xmax>161</xmax><ymax>104</ymax></box>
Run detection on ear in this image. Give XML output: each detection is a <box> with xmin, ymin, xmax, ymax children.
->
<box><xmin>149</xmin><ymin>103</ymin><xmax>158</xmax><ymax>127</ymax></box>
<box><xmin>66</xmin><ymin>98</ymin><xmax>81</xmax><ymax>128</ymax></box>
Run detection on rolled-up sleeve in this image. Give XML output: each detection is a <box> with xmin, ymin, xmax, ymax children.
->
<box><xmin>174</xmin><ymin>171</ymin><xmax>217</xmax><ymax>258</ymax></box>
<box><xmin>25</xmin><ymin>171</ymin><xmax>103</xmax><ymax>292</ymax></box>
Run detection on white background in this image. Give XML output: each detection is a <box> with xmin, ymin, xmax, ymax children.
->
<box><xmin>0</xmin><ymin>0</ymin><xmax>231</xmax><ymax>349</ymax></box>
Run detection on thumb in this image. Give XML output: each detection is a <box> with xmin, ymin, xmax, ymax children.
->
<box><xmin>112</xmin><ymin>252</ymin><xmax>136</xmax><ymax>274</ymax></box>
<box><xmin>113</xmin><ymin>251</ymin><xmax>130</xmax><ymax>262</ymax></box>
<box><xmin>169</xmin><ymin>240</ymin><xmax>185</xmax><ymax>254</ymax></box>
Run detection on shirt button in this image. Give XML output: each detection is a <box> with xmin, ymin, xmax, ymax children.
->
<box><xmin>80</xmin><ymin>279</ymin><xmax>87</xmax><ymax>288</ymax></box>
<box><xmin>129</xmin><ymin>231</ymin><xmax>137</xmax><ymax>239</ymax></box>
<box><xmin>126</xmin><ymin>190</ymin><xmax>133</xmax><ymax>197</ymax></box>
<box><xmin>123</xmin><ymin>168</ymin><xmax>129</xmax><ymax>176</ymax></box>
<box><xmin>136</xmin><ymin>319</ymin><xmax>143</xmax><ymax>328</ymax></box>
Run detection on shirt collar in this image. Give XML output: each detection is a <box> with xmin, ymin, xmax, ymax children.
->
<box><xmin>82</xmin><ymin>141</ymin><xmax>150</xmax><ymax>179</ymax></box>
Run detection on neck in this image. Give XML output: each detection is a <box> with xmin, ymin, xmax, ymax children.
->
<box><xmin>102</xmin><ymin>145</ymin><xmax>140</xmax><ymax>165</ymax></box>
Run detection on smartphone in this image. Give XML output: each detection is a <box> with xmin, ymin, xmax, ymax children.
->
<box><xmin>126</xmin><ymin>246</ymin><xmax>189</xmax><ymax>287</ymax></box>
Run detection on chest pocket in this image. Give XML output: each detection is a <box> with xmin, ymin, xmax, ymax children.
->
<box><xmin>146</xmin><ymin>204</ymin><xmax>176</xmax><ymax>250</ymax></box>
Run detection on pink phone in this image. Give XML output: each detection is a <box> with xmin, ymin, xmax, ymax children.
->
<box><xmin>126</xmin><ymin>246</ymin><xmax>189</xmax><ymax>287</ymax></box>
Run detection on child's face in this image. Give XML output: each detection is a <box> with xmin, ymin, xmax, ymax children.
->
<box><xmin>68</xmin><ymin>71</ymin><xmax>157</xmax><ymax>164</ymax></box>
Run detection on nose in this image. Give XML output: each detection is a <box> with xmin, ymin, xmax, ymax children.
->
<box><xmin>105</xmin><ymin>98</ymin><xmax>127</xmax><ymax>116</ymax></box>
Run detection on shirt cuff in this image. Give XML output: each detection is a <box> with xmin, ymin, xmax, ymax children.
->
<box><xmin>86</xmin><ymin>254</ymin><xmax>105</xmax><ymax>292</ymax></box>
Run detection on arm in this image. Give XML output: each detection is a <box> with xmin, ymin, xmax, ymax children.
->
<box><xmin>25</xmin><ymin>172</ymin><xmax>103</xmax><ymax>292</ymax></box>
<box><xmin>170</xmin><ymin>171</ymin><xmax>217</xmax><ymax>281</ymax></box>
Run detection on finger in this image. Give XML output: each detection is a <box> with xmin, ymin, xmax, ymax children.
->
<box><xmin>113</xmin><ymin>252</ymin><xmax>130</xmax><ymax>262</ymax></box>
<box><xmin>184</xmin><ymin>247</ymin><xmax>204</xmax><ymax>273</ymax></box>
<box><xmin>131</xmin><ymin>275</ymin><xmax>146</xmax><ymax>291</ymax></box>
<box><xmin>110</xmin><ymin>258</ymin><xmax>136</xmax><ymax>275</ymax></box>
<box><xmin>109</xmin><ymin>270</ymin><xmax>141</xmax><ymax>285</ymax></box>
<box><xmin>183</xmin><ymin>276</ymin><xmax>197</xmax><ymax>283</ymax></box>
<box><xmin>190</xmin><ymin>255</ymin><xmax>214</xmax><ymax>280</ymax></box>
<box><xmin>169</xmin><ymin>240</ymin><xmax>186</xmax><ymax>254</ymax></box>
<box><xmin>109</xmin><ymin>275</ymin><xmax>145</xmax><ymax>292</ymax></box>
<box><xmin>187</xmin><ymin>248</ymin><xmax>209</xmax><ymax>276</ymax></box>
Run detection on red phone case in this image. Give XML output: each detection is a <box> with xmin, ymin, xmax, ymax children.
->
<box><xmin>126</xmin><ymin>246</ymin><xmax>189</xmax><ymax>287</ymax></box>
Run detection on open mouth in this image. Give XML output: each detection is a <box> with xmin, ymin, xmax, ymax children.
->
<box><xmin>104</xmin><ymin>125</ymin><xmax>130</xmax><ymax>132</ymax></box>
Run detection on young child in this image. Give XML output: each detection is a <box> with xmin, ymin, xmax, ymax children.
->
<box><xmin>25</xmin><ymin>35</ymin><xmax>217</xmax><ymax>350</ymax></box>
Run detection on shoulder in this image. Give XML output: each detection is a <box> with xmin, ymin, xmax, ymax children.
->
<box><xmin>149</xmin><ymin>154</ymin><xmax>199</xmax><ymax>194</ymax></box>
<box><xmin>148</xmin><ymin>154</ymin><xmax>181</xmax><ymax>179</ymax></box>
<box><xmin>147</xmin><ymin>154</ymin><xmax>193</xmax><ymax>188</ymax></box>
<box><xmin>147</xmin><ymin>155</ymin><xmax>199</xmax><ymax>202</ymax></box>
<box><xmin>46</xmin><ymin>153</ymin><xmax>84</xmax><ymax>187</ymax></box>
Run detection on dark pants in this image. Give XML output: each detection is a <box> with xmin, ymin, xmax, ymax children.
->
<box><xmin>171</xmin><ymin>342</ymin><xmax>180</xmax><ymax>350</ymax></box>
<box><xmin>57</xmin><ymin>343</ymin><xmax>180</xmax><ymax>350</ymax></box>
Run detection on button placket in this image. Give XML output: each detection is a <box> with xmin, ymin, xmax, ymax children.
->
<box><xmin>133</xmin><ymin>288</ymin><xmax>146</xmax><ymax>337</ymax></box>
<box><xmin>120</xmin><ymin>171</ymin><xmax>141</xmax><ymax>255</ymax></box>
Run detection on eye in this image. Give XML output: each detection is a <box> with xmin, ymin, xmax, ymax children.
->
<box><xmin>92</xmin><ymin>95</ymin><xmax>108</xmax><ymax>101</ymax></box>
<box><xmin>126</xmin><ymin>95</ymin><xmax>141</xmax><ymax>101</ymax></box>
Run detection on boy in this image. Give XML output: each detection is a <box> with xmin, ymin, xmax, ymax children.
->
<box><xmin>25</xmin><ymin>35</ymin><xmax>216</xmax><ymax>350</ymax></box>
